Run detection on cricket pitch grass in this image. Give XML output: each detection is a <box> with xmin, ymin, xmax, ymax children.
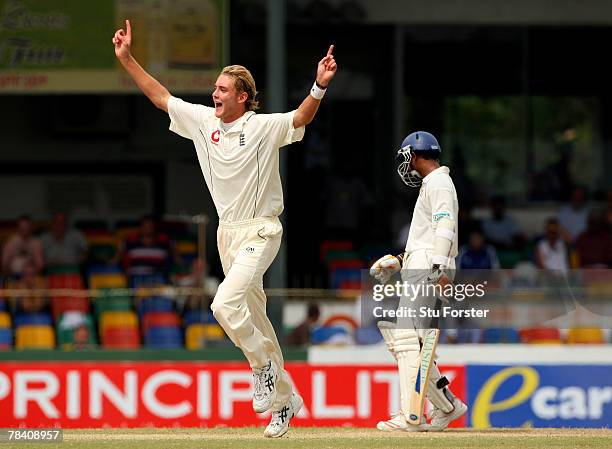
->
<box><xmin>4</xmin><ymin>427</ymin><xmax>611</xmax><ymax>449</ymax></box>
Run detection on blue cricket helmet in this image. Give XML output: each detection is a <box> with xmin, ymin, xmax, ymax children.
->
<box><xmin>396</xmin><ymin>131</ymin><xmax>441</xmax><ymax>187</ymax></box>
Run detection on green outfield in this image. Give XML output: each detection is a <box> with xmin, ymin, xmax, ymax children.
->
<box><xmin>4</xmin><ymin>427</ymin><xmax>611</xmax><ymax>449</ymax></box>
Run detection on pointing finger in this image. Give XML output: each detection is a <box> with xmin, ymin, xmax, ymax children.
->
<box><xmin>326</xmin><ymin>44</ymin><xmax>334</xmax><ymax>57</ymax></box>
<box><xmin>126</xmin><ymin>19</ymin><xmax>131</xmax><ymax>36</ymax></box>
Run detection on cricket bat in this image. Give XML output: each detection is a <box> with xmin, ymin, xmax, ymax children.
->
<box><xmin>407</xmin><ymin>328</ymin><xmax>440</xmax><ymax>425</ymax></box>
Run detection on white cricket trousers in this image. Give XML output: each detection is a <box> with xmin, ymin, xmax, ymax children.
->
<box><xmin>212</xmin><ymin>216</ymin><xmax>292</xmax><ymax>409</ymax></box>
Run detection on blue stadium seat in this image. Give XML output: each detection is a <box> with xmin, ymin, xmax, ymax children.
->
<box><xmin>183</xmin><ymin>310</ymin><xmax>216</xmax><ymax>327</ymax></box>
<box><xmin>138</xmin><ymin>296</ymin><xmax>174</xmax><ymax>315</ymax></box>
<box><xmin>456</xmin><ymin>329</ymin><xmax>483</xmax><ymax>343</ymax></box>
<box><xmin>330</xmin><ymin>268</ymin><xmax>362</xmax><ymax>290</ymax></box>
<box><xmin>130</xmin><ymin>274</ymin><xmax>167</xmax><ymax>288</ymax></box>
<box><xmin>14</xmin><ymin>313</ymin><xmax>53</xmax><ymax>328</ymax></box>
<box><xmin>483</xmin><ymin>327</ymin><xmax>521</xmax><ymax>343</ymax></box>
<box><xmin>145</xmin><ymin>326</ymin><xmax>183</xmax><ymax>349</ymax></box>
<box><xmin>0</xmin><ymin>328</ymin><xmax>12</xmax><ymax>348</ymax></box>
<box><xmin>87</xmin><ymin>264</ymin><xmax>123</xmax><ymax>276</ymax></box>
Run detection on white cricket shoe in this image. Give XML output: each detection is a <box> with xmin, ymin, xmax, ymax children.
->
<box><xmin>428</xmin><ymin>397</ymin><xmax>468</xmax><ymax>431</ymax></box>
<box><xmin>264</xmin><ymin>393</ymin><xmax>303</xmax><ymax>438</ymax></box>
<box><xmin>252</xmin><ymin>360</ymin><xmax>278</xmax><ymax>413</ymax></box>
<box><xmin>376</xmin><ymin>411</ymin><xmax>429</xmax><ymax>432</ymax></box>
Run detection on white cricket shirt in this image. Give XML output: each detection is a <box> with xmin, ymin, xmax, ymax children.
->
<box><xmin>405</xmin><ymin>166</ymin><xmax>459</xmax><ymax>258</ymax></box>
<box><xmin>168</xmin><ymin>96</ymin><xmax>305</xmax><ymax>222</ymax></box>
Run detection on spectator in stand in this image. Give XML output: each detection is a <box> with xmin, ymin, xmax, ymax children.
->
<box><xmin>177</xmin><ymin>258</ymin><xmax>219</xmax><ymax>314</ymax></box>
<box><xmin>40</xmin><ymin>212</ymin><xmax>88</xmax><ymax>270</ymax></box>
<box><xmin>535</xmin><ymin>218</ymin><xmax>569</xmax><ymax>273</ymax></box>
<box><xmin>457</xmin><ymin>230</ymin><xmax>500</xmax><ymax>270</ymax></box>
<box><xmin>457</xmin><ymin>203</ymin><xmax>482</xmax><ymax>247</ymax></box>
<box><xmin>12</xmin><ymin>259</ymin><xmax>48</xmax><ymax>314</ymax></box>
<box><xmin>575</xmin><ymin>212</ymin><xmax>612</xmax><ymax>268</ymax></box>
<box><xmin>482</xmin><ymin>195</ymin><xmax>525</xmax><ymax>249</ymax></box>
<box><xmin>284</xmin><ymin>303</ymin><xmax>320</xmax><ymax>346</ymax></box>
<box><xmin>558</xmin><ymin>186</ymin><xmax>589</xmax><ymax>243</ymax></box>
<box><xmin>119</xmin><ymin>215</ymin><xmax>176</xmax><ymax>281</ymax></box>
<box><xmin>1</xmin><ymin>215</ymin><xmax>44</xmax><ymax>279</ymax></box>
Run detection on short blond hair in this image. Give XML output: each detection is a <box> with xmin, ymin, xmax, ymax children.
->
<box><xmin>221</xmin><ymin>65</ymin><xmax>259</xmax><ymax>111</ymax></box>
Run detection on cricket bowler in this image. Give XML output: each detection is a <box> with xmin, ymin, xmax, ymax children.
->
<box><xmin>113</xmin><ymin>19</ymin><xmax>337</xmax><ymax>437</ymax></box>
<box><xmin>370</xmin><ymin>131</ymin><xmax>468</xmax><ymax>431</ymax></box>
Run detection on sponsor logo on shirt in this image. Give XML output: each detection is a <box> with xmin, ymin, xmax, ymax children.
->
<box><xmin>211</xmin><ymin>130</ymin><xmax>220</xmax><ymax>144</ymax></box>
<box><xmin>239</xmin><ymin>133</ymin><xmax>245</xmax><ymax>146</ymax></box>
<box><xmin>245</xmin><ymin>246</ymin><xmax>255</xmax><ymax>253</ymax></box>
<box><xmin>433</xmin><ymin>211</ymin><xmax>452</xmax><ymax>222</ymax></box>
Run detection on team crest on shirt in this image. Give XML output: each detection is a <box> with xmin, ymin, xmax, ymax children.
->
<box><xmin>211</xmin><ymin>130</ymin><xmax>220</xmax><ymax>144</ymax></box>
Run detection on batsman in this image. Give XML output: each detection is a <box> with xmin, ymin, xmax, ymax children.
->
<box><xmin>370</xmin><ymin>131</ymin><xmax>468</xmax><ymax>431</ymax></box>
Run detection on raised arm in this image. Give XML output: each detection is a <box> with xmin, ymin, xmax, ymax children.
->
<box><xmin>112</xmin><ymin>20</ymin><xmax>171</xmax><ymax>112</ymax></box>
<box><xmin>293</xmin><ymin>45</ymin><xmax>338</xmax><ymax>129</ymax></box>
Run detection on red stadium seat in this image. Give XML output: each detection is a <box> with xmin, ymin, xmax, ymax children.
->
<box><xmin>142</xmin><ymin>312</ymin><xmax>181</xmax><ymax>335</ymax></box>
<box><xmin>102</xmin><ymin>326</ymin><xmax>140</xmax><ymax>349</ymax></box>
<box><xmin>520</xmin><ymin>327</ymin><xmax>562</xmax><ymax>344</ymax></box>
<box><xmin>51</xmin><ymin>296</ymin><xmax>90</xmax><ymax>322</ymax></box>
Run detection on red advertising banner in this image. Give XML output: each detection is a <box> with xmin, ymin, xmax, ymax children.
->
<box><xmin>0</xmin><ymin>362</ymin><xmax>466</xmax><ymax>428</ymax></box>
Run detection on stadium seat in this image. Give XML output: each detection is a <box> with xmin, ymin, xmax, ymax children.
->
<box><xmin>145</xmin><ymin>326</ymin><xmax>183</xmax><ymax>349</ymax></box>
<box><xmin>175</xmin><ymin>239</ymin><xmax>198</xmax><ymax>265</ymax></box>
<box><xmin>46</xmin><ymin>265</ymin><xmax>81</xmax><ymax>275</ymax></box>
<box><xmin>142</xmin><ymin>312</ymin><xmax>181</xmax><ymax>335</ymax></box>
<box><xmin>14</xmin><ymin>313</ymin><xmax>53</xmax><ymax>328</ymax></box>
<box><xmin>48</xmin><ymin>272</ymin><xmax>84</xmax><ymax>289</ymax></box>
<box><xmin>51</xmin><ymin>296</ymin><xmax>90</xmax><ymax>322</ymax></box>
<box><xmin>566</xmin><ymin>327</ymin><xmax>605</xmax><ymax>344</ymax></box>
<box><xmin>99</xmin><ymin>311</ymin><xmax>138</xmax><ymax>335</ymax></box>
<box><xmin>89</xmin><ymin>273</ymin><xmax>127</xmax><ymax>289</ymax></box>
<box><xmin>102</xmin><ymin>326</ymin><xmax>140</xmax><ymax>349</ymax></box>
<box><xmin>319</xmin><ymin>240</ymin><xmax>354</xmax><ymax>263</ymax></box>
<box><xmin>330</xmin><ymin>268</ymin><xmax>362</xmax><ymax>290</ymax></box>
<box><xmin>0</xmin><ymin>328</ymin><xmax>12</xmax><ymax>349</ymax></box>
<box><xmin>0</xmin><ymin>311</ymin><xmax>11</xmax><ymax>328</ymax></box>
<box><xmin>15</xmin><ymin>325</ymin><xmax>55</xmax><ymax>349</ymax></box>
<box><xmin>520</xmin><ymin>327</ymin><xmax>562</xmax><ymax>344</ymax></box>
<box><xmin>483</xmin><ymin>327</ymin><xmax>521</xmax><ymax>343</ymax></box>
<box><xmin>138</xmin><ymin>296</ymin><xmax>174</xmax><ymax>315</ymax></box>
<box><xmin>185</xmin><ymin>323</ymin><xmax>225</xmax><ymax>349</ymax></box>
<box><xmin>183</xmin><ymin>310</ymin><xmax>216</xmax><ymax>327</ymax></box>
<box><xmin>130</xmin><ymin>274</ymin><xmax>167</xmax><ymax>288</ymax></box>
<box><xmin>94</xmin><ymin>291</ymin><xmax>133</xmax><ymax>317</ymax></box>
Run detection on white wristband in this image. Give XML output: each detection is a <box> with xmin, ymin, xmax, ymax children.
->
<box><xmin>310</xmin><ymin>81</ymin><xmax>326</xmax><ymax>100</ymax></box>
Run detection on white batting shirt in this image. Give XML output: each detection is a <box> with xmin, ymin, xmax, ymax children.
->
<box><xmin>168</xmin><ymin>96</ymin><xmax>305</xmax><ymax>222</ymax></box>
<box><xmin>405</xmin><ymin>166</ymin><xmax>459</xmax><ymax>264</ymax></box>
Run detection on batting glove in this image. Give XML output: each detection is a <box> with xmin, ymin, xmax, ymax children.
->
<box><xmin>370</xmin><ymin>254</ymin><xmax>402</xmax><ymax>284</ymax></box>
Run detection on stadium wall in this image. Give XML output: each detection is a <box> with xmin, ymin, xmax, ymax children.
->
<box><xmin>0</xmin><ymin>346</ymin><xmax>609</xmax><ymax>429</ymax></box>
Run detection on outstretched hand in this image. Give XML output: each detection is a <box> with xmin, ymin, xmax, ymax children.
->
<box><xmin>316</xmin><ymin>45</ymin><xmax>337</xmax><ymax>87</ymax></box>
<box><xmin>112</xmin><ymin>19</ymin><xmax>132</xmax><ymax>61</ymax></box>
